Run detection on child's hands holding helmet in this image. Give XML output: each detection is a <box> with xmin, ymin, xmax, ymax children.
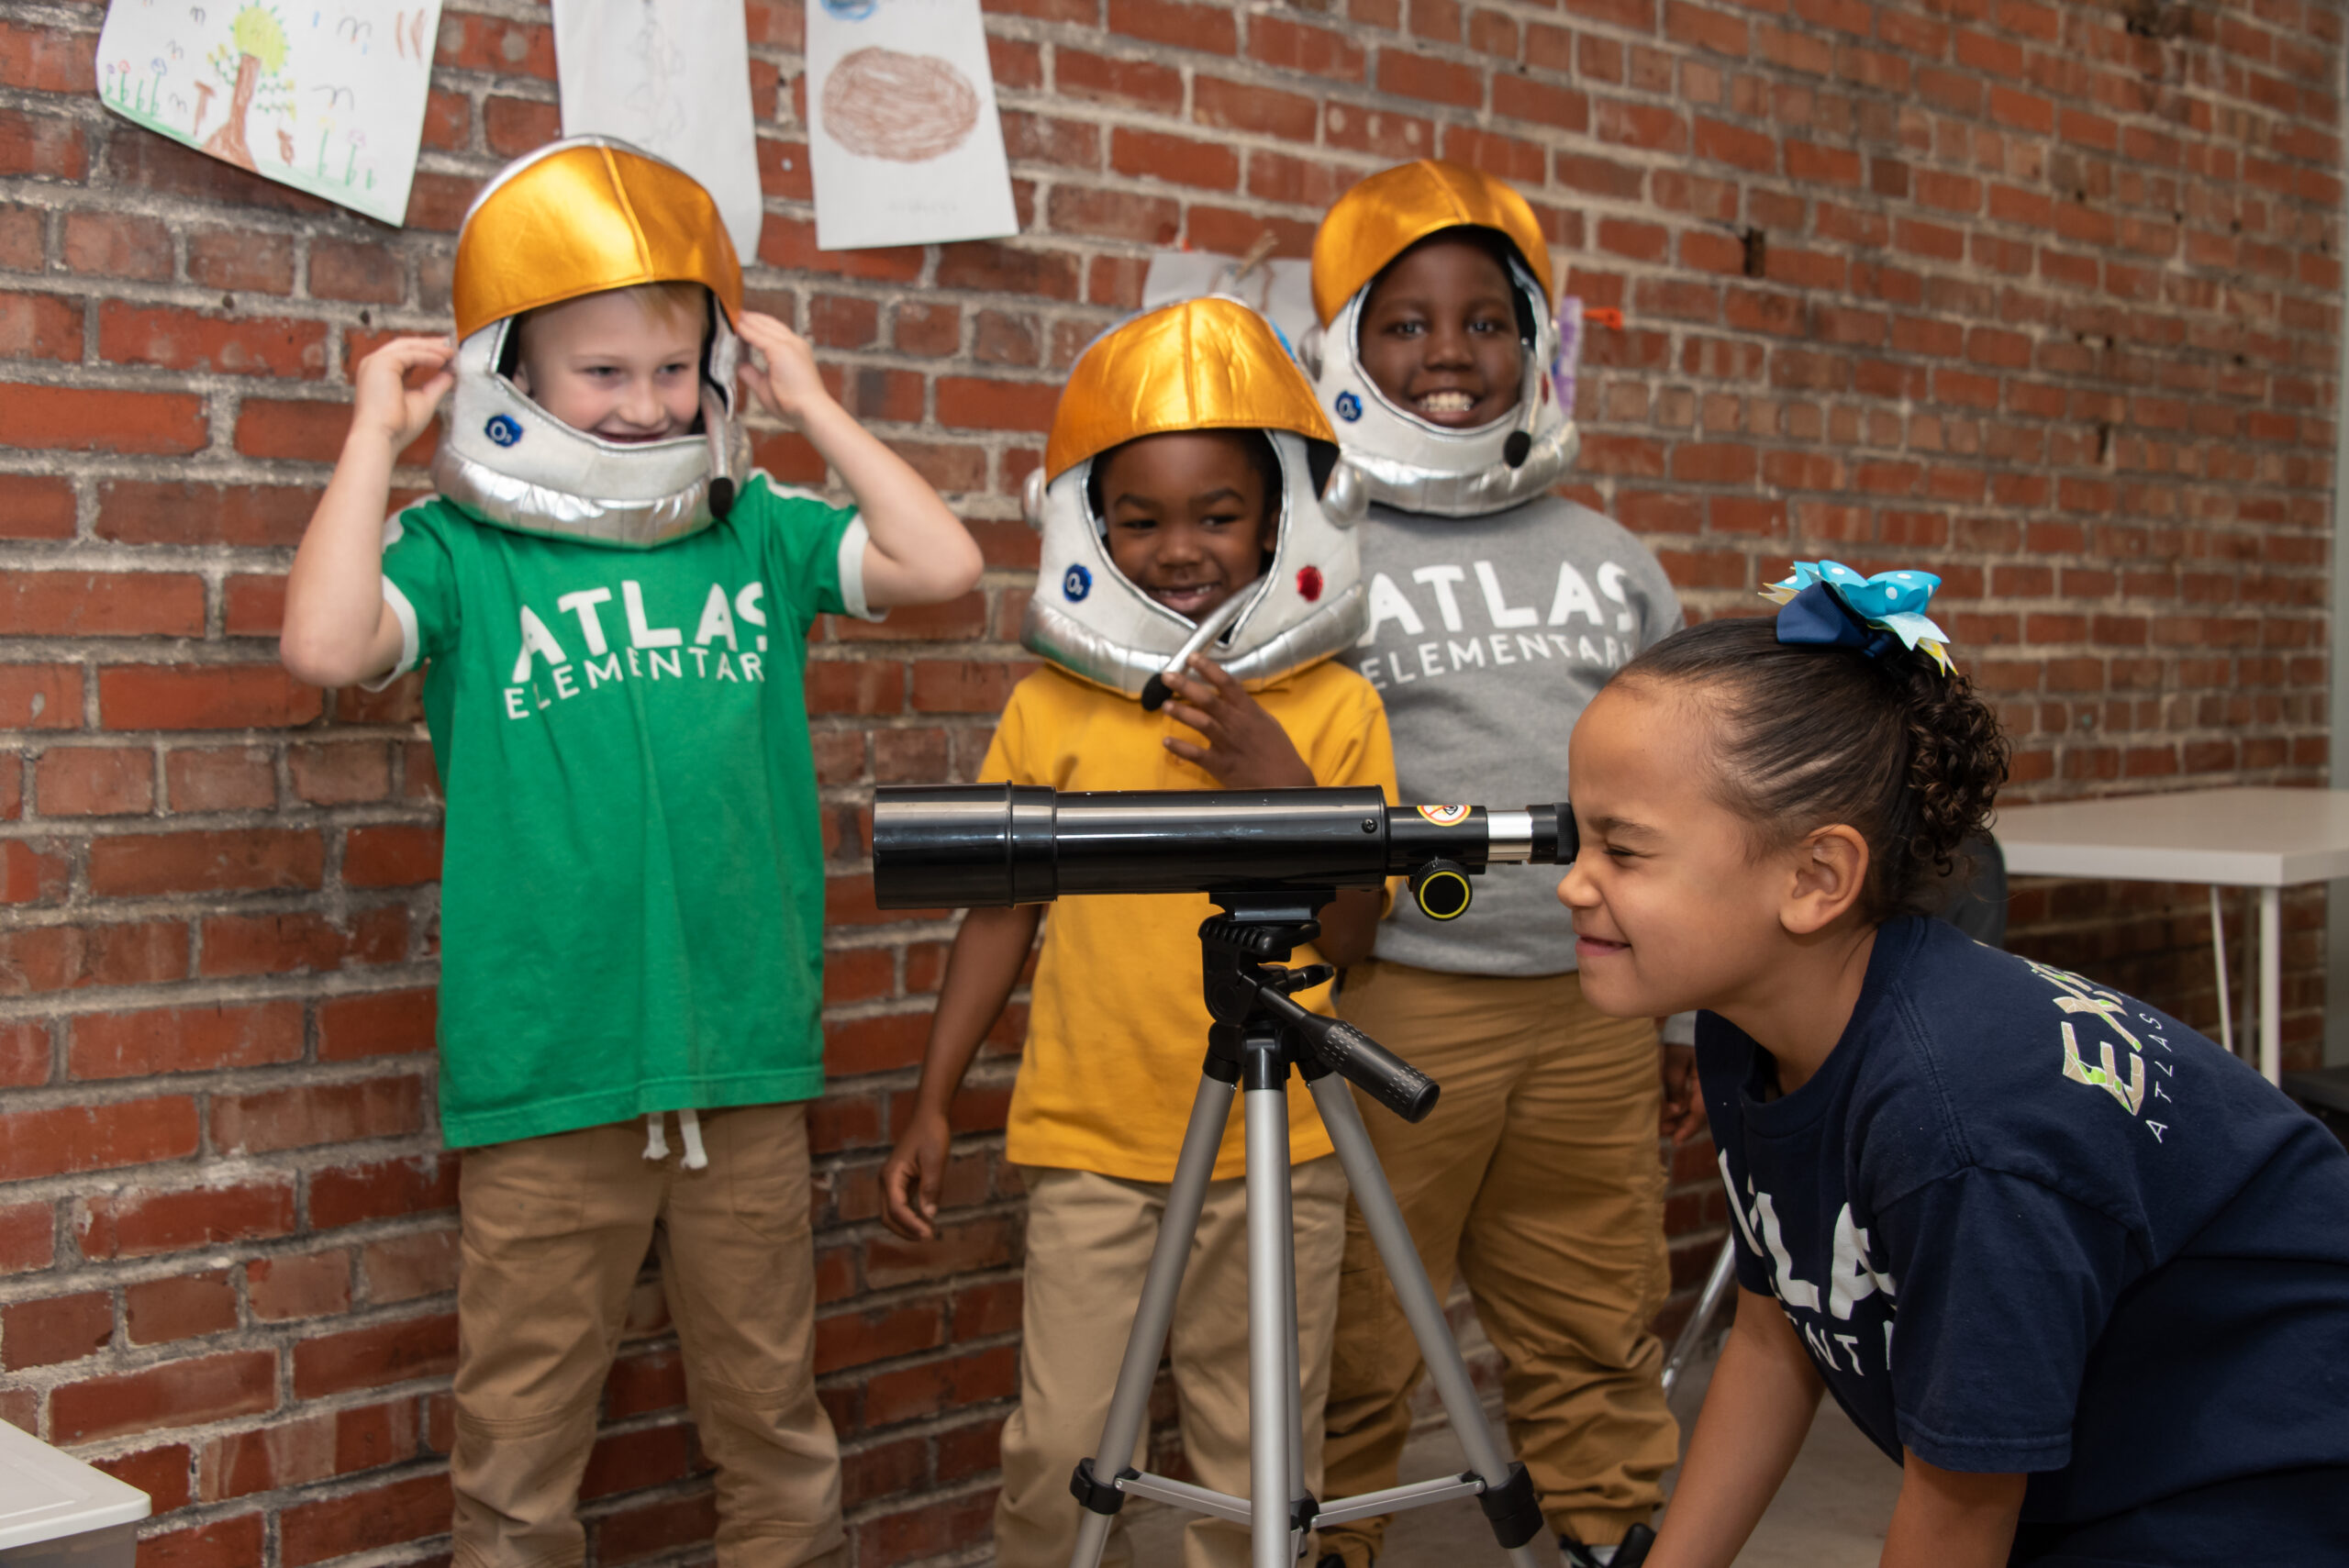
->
<box><xmin>350</xmin><ymin>336</ymin><xmax>455</xmax><ymax>453</ymax></box>
<box><xmin>736</xmin><ymin>311</ymin><xmax>831</xmax><ymax>426</ymax></box>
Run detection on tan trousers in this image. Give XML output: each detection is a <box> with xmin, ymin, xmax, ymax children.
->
<box><xmin>1320</xmin><ymin>963</ymin><xmax>1677</xmax><ymax>1558</ymax></box>
<box><xmin>452</xmin><ymin>1104</ymin><xmax>843</xmax><ymax>1568</ymax></box>
<box><xmin>995</xmin><ymin>1157</ymin><xmax>1348</xmax><ymax>1568</ymax></box>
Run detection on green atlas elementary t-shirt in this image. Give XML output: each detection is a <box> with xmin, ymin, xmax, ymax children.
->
<box><xmin>377</xmin><ymin>473</ymin><xmax>868</xmax><ymax>1148</ymax></box>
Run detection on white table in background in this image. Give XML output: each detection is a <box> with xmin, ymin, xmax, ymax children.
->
<box><xmin>0</xmin><ymin>1420</ymin><xmax>148</xmax><ymax>1566</ymax></box>
<box><xmin>1993</xmin><ymin>786</ymin><xmax>2349</xmax><ymax>1086</ymax></box>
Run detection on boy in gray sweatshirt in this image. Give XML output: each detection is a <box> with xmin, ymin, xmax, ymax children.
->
<box><xmin>1302</xmin><ymin>160</ymin><xmax>1688</xmax><ymax>1568</ymax></box>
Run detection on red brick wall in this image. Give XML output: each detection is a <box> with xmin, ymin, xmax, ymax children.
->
<box><xmin>0</xmin><ymin>0</ymin><xmax>2338</xmax><ymax>1562</ymax></box>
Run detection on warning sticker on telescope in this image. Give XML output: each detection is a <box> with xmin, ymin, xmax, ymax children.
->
<box><xmin>1415</xmin><ymin>805</ymin><xmax>1473</xmax><ymax>826</ymax></box>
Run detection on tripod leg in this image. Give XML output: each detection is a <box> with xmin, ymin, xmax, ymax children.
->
<box><xmin>1280</xmin><ymin>1162</ymin><xmax>1308</xmax><ymax>1515</ymax></box>
<box><xmin>1308</xmin><ymin>1075</ymin><xmax>1551</xmax><ymax>1568</ymax></box>
<box><xmin>1066</xmin><ymin>1072</ymin><xmax>1237</xmax><ymax>1568</ymax></box>
<box><xmin>1245</xmin><ymin>1055</ymin><xmax>1299</xmax><ymax>1568</ymax></box>
<box><xmin>1660</xmin><ymin>1236</ymin><xmax>1738</xmax><ymax>1399</ymax></box>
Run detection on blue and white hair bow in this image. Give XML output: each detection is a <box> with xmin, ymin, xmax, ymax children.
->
<box><xmin>1760</xmin><ymin>561</ymin><xmax>1954</xmax><ymax>674</ymax></box>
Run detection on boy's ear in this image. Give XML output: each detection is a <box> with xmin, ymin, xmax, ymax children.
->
<box><xmin>1779</xmin><ymin>824</ymin><xmax>1869</xmax><ymax>937</ymax></box>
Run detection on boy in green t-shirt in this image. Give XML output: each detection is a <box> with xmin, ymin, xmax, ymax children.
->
<box><xmin>279</xmin><ymin>139</ymin><xmax>982</xmax><ymax>1567</ymax></box>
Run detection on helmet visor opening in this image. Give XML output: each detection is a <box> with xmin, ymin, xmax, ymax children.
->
<box><xmin>490</xmin><ymin>287</ymin><xmax>730</xmax><ymax>444</ymax></box>
<box><xmin>1351</xmin><ymin>232</ymin><xmax>1547</xmax><ymax>439</ymax></box>
<box><xmin>1082</xmin><ymin>429</ymin><xmax>1289</xmax><ymax>628</ymax></box>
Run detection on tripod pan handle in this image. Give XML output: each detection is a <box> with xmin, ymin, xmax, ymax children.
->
<box><xmin>1307</xmin><ymin>1018</ymin><xmax>1440</xmax><ymax>1124</ymax></box>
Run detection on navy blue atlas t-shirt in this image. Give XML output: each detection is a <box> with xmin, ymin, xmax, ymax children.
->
<box><xmin>1696</xmin><ymin>917</ymin><xmax>2349</xmax><ymax>1565</ymax></box>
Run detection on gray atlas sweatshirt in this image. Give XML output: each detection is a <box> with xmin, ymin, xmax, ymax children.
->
<box><xmin>1350</xmin><ymin>493</ymin><xmax>1686</xmax><ymax>978</ymax></box>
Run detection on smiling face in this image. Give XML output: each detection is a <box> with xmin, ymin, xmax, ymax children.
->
<box><xmin>510</xmin><ymin>284</ymin><xmax>707</xmax><ymax>444</ymax></box>
<box><xmin>1555</xmin><ymin>679</ymin><xmax>1798</xmax><ymax>1020</ymax></box>
<box><xmin>1095</xmin><ymin>429</ymin><xmax>1278</xmax><ymax>623</ymax></box>
<box><xmin>1356</xmin><ymin>233</ymin><xmax>1525</xmax><ymax>429</ymax></box>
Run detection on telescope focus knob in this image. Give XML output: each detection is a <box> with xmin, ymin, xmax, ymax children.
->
<box><xmin>1409</xmin><ymin>860</ymin><xmax>1474</xmax><ymax>921</ymax></box>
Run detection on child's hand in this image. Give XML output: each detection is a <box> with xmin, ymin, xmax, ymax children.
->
<box><xmin>351</xmin><ymin>336</ymin><xmax>455</xmax><ymax>451</ymax></box>
<box><xmin>735</xmin><ymin>310</ymin><xmax>832</xmax><ymax>426</ymax></box>
<box><xmin>881</xmin><ymin>1107</ymin><xmax>952</xmax><ymax>1241</ymax></box>
<box><xmin>1161</xmin><ymin>656</ymin><xmax>1316</xmax><ymax>789</ymax></box>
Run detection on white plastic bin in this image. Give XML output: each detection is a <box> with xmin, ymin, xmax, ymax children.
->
<box><xmin>0</xmin><ymin>1422</ymin><xmax>150</xmax><ymax>1568</ymax></box>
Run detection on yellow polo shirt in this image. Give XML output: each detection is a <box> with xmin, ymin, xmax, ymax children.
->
<box><xmin>981</xmin><ymin>661</ymin><xmax>1397</xmax><ymax>1183</ymax></box>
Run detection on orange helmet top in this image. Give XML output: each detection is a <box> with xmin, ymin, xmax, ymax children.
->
<box><xmin>1309</xmin><ymin>160</ymin><xmax>1553</xmax><ymax>326</ymax></box>
<box><xmin>1043</xmin><ymin>296</ymin><xmax>1335</xmax><ymax>483</ymax></box>
<box><xmin>451</xmin><ymin>139</ymin><xmax>743</xmax><ymax>342</ymax></box>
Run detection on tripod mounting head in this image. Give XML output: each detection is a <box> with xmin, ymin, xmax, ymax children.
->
<box><xmin>1198</xmin><ymin>905</ymin><xmax>1439</xmax><ymax>1124</ymax></box>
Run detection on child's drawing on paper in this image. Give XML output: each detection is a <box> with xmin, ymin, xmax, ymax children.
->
<box><xmin>819</xmin><ymin>47</ymin><xmax>977</xmax><ymax>163</ymax></box>
<box><xmin>199</xmin><ymin>4</ymin><xmax>291</xmax><ymax>170</ymax></box>
<box><xmin>95</xmin><ymin>0</ymin><xmax>443</xmax><ymax>227</ymax></box>
<box><xmin>804</xmin><ymin>0</ymin><xmax>1017</xmax><ymax>250</ymax></box>
<box><xmin>620</xmin><ymin>7</ymin><xmax>687</xmax><ymax>150</ymax></box>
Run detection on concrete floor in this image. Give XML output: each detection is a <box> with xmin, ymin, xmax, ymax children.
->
<box><xmin>1125</xmin><ymin>1342</ymin><xmax>1903</xmax><ymax>1565</ymax></box>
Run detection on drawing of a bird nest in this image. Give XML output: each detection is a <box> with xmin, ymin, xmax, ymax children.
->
<box><xmin>819</xmin><ymin>47</ymin><xmax>978</xmax><ymax>163</ymax></box>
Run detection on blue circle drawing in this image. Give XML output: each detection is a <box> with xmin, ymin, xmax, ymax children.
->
<box><xmin>1063</xmin><ymin>564</ymin><xmax>1092</xmax><ymax>602</ymax></box>
<box><xmin>484</xmin><ymin>414</ymin><xmax>523</xmax><ymax>447</ymax></box>
<box><xmin>1334</xmin><ymin>391</ymin><xmax>1363</xmax><ymax>422</ymax></box>
<box><xmin>820</xmin><ymin>0</ymin><xmax>875</xmax><ymax>16</ymax></box>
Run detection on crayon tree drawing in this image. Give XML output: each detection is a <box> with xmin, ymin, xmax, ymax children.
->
<box><xmin>95</xmin><ymin>0</ymin><xmax>443</xmax><ymax>227</ymax></box>
<box><xmin>201</xmin><ymin>4</ymin><xmax>291</xmax><ymax>170</ymax></box>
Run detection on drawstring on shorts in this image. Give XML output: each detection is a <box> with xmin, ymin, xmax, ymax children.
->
<box><xmin>640</xmin><ymin>1107</ymin><xmax>709</xmax><ymax>1170</ymax></box>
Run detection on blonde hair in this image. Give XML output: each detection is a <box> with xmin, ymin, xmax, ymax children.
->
<box><xmin>513</xmin><ymin>281</ymin><xmax>709</xmax><ymax>357</ymax></box>
<box><xmin>619</xmin><ymin>280</ymin><xmax>708</xmax><ymax>331</ymax></box>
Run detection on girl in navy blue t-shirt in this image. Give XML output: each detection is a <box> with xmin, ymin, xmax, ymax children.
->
<box><xmin>1559</xmin><ymin>563</ymin><xmax>2349</xmax><ymax>1568</ymax></box>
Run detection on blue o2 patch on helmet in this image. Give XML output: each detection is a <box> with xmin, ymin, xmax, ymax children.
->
<box><xmin>484</xmin><ymin>415</ymin><xmax>523</xmax><ymax>447</ymax></box>
<box><xmin>1334</xmin><ymin>391</ymin><xmax>1362</xmax><ymax>422</ymax></box>
<box><xmin>1063</xmin><ymin>564</ymin><xmax>1092</xmax><ymax>602</ymax></box>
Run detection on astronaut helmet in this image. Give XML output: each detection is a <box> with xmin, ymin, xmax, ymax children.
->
<box><xmin>1301</xmin><ymin>160</ymin><xmax>1579</xmax><ymax>518</ymax></box>
<box><xmin>434</xmin><ymin>137</ymin><xmax>750</xmax><ymax>548</ymax></box>
<box><xmin>1019</xmin><ymin>296</ymin><xmax>1368</xmax><ymax>701</ymax></box>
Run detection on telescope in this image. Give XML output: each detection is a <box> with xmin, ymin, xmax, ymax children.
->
<box><xmin>870</xmin><ymin>784</ymin><xmax>1580</xmax><ymax>920</ymax></box>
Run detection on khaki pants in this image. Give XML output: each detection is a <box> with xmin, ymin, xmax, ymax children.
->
<box><xmin>995</xmin><ymin>1157</ymin><xmax>1347</xmax><ymax>1568</ymax></box>
<box><xmin>452</xmin><ymin>1104</ymin><xmax>843</xmax><ymax>1568</ymax></box>
<box><xmin>1320</xmin><ymin>963</ymin><xmax>1677</xmax><ymax>1557</ymax></box>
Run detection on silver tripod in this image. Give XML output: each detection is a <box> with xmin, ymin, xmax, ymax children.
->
<box><xmin>1066</xmin><ymin>896</ymin><xmax>1552</xmax><ymax>1568</ymax></box>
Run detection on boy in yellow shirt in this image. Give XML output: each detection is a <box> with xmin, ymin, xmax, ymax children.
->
<box><xmin>879</xmin><ymin>297</ymin><xmax>1396</xmax><ymax>1568</ymax></box>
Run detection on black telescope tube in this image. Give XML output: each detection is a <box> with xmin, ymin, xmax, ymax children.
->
<box><xmin>873</xmin><ymin>784</ymin><xmax>1578</xmax><ymax>909</ymax></box>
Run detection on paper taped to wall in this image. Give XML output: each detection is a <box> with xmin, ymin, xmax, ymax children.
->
<box><xmin>805</xmin><ymin>0</ymin><xmax>1017</xmax><ymax>250</ymax></box>
<box><xmin>1141</xmin><ymin>251</ymin><xmax>1318</xmax><ymax>347</ymax></box>
<box><xmin>95</xmin><ymin>0</ymin><xmax>442</xmax><ymax>228</ymax></box>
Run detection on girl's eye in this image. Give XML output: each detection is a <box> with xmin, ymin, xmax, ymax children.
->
<box><xmin>1386</xmin><ymin>320</ymin><xmax>1425</xmax><ymax>337</ymax></box>
<box><xmin>1605</xmin><ymin>846</ymin><xmax>1641</xmax><ymax>860</ymax></box>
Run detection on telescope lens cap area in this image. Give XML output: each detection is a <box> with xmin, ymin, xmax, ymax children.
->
<box><xmin>1409</xmin><ymin>860</ymin><xmax>1473</xmax><ymax>921</ymax></box>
